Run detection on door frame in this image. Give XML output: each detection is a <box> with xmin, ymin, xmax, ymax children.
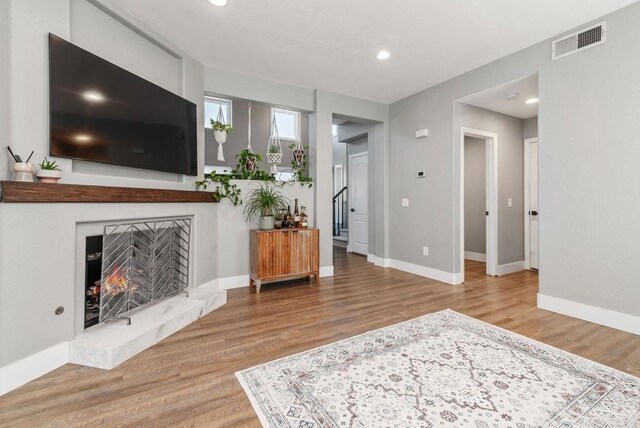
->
<box><xmin>459</xmin><ymin>127</ymin><xmax>499</xmax><ymax>283</ymax></box>
<box><xmin>347</xmin><ymin>151</ymin><xmax>368</xmax><ymax>254</ymax></box>
<box><xmin>523</xmin><ymin>137</ymin><xmax>538</xmax><ymax>270</ymax></box>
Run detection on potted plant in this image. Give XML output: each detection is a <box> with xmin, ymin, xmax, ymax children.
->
<box><xmin>236</xmin><ymin>148</ymin><xmax>261</xmax><ymax>173</ymax></box>
<box><xmin>36</xmin><ymin>157</ymin><xmax>63</xmax><ymax>183</ymax></box>
<box><xmin>243</xmin><ymin>183</ymin><xmax>289</xmax><ymax>230</ymax></box>
<box><xmin>210</xmin><ymin>119</ymin><xmax>234</xmax><ymax>144</ymax></box>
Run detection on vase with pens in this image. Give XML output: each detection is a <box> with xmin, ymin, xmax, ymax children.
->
<box><xmin>7</xmin><ymin>146</ymin><xmax>35</xmax><ymax>182</ymax></box>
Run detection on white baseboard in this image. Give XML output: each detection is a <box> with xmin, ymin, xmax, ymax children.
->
<box><xmin>0</xmin><ymin>342</ymin><xmax>69</xmax><ymax>396</ymax></box>
<box><xmin>367</xmin><ymin>254</ymin><xmax>375</xmax><ymax>263</ymax></box>
<box><xmin>388</xmin><ymin>259</ymin><xmax>457</xmax><ymax>285</ymax></box>
<box><xmin>497</xmin><ymin>261</ymin><xmax>525</xmax><ymax>276</ymax></box>
<box><xmin>464</xmin><ymin>251</ymin><xmax>486</xmax><ymax>262</ymax></box>
<box><xmin>320</xmin><ymin>265</ymin><xmax>334</xmax><ymax>277</ymax></box>
<box><xmin>373</xmin><ymin>256</ymin><xmax>390</xmax><ymax>268</ymax></box>
<box><xmin>537</xmin><ymin>293</ymin><xmax>640</xmax><ymax>336</ymax></box>
<box><xmin>217</xmin><ymin>274</ymin><xmax>251</xmax><ymax>290</ymax></box>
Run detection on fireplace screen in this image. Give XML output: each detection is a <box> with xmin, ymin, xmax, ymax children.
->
<box><xmin>99</xmin><ymin>218</ymin><xmax>191</xmax><ymax>323</ymax></box>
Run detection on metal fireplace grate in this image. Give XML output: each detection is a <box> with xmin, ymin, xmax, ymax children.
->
<box><xmin>99</xmin><ymin>218</ymin><xmax>191</xmax><ymax>324</ymax></box>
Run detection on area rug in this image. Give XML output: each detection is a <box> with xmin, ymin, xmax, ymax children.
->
<box><xmin>236</xmin><ymin>309</ymin><xmax>640</xmax><ymax>427</ymax></box>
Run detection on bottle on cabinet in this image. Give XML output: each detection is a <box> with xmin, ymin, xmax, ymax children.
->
<box><xmin>293</xmin><ymin>199</ymin><xmax>301</xmax><ymax>227</ymax></box>
<box><xmin>300</xmin><ymin>206</ymin><xmax>308</xmax><ymax>228</ymax></box>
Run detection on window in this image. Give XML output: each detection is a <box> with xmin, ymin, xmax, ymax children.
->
<box><xmin>205</xmin><ymin>96</ymin><xmax>232</xmax><ymax>127</ymax></box>
<box><xmin>271</xmin><ymin>108</ymin><xmax>299</xmax><ymax>141</ymax></box>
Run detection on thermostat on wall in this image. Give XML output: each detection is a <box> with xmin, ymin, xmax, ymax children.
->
<box><xmin>417</xmin><ymin>171</ymin><xmax>426</xmax><ymax>178</ymax></box>
<box><xmin>416</xmin><ymin>129</ymin><xmax>429</xmax><ymax>138</ymax></box>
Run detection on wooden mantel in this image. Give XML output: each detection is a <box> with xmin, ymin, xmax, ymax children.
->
<box><xmin>0</xmin><ymin>181</ymin><xmax>218</xmax><ymax>204</ymax></box>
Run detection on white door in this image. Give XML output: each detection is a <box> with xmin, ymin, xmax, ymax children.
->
<box><xmin>525</xmin><ymin>139</ymin><xmax>539</xmax><ymax>269</ymax></box>
<box><xmin>348</xmin><ymin>152</ymin><xmax>368</xmax><ymax>255</ymax></box>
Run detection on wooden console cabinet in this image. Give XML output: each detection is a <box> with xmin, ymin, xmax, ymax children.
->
<box><xmin>249</xmin><ymin>228</ymin><xmax>319</xmax><ymax>293</ymax></box>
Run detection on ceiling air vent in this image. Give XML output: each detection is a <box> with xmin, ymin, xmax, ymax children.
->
<box><xmin>552</xmin><ymin>21</ymin><xmax>606</xmax><ymax>61</ymax></box>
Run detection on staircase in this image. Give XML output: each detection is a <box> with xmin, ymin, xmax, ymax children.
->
<box><xmin>333</xmin><ymin>186</ymin><xmax>348</xmax><ymax>246</ymax></box>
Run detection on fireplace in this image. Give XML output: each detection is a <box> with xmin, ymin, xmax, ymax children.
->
<box><xmin>83</xmin><ymin>217</ymin><xmax>192</xmax><ymax>329</ymax></box>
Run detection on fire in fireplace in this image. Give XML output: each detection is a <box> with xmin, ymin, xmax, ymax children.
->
<box><xmin>84</xmin><ymin>218</ymin><xmax>191</xmax><ymax>329</ymax></box>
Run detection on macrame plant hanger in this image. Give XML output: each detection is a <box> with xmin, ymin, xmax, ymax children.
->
<box><xmin>267</xmin><ymin>115</ymin><xmax>283</xmax><ymax>175</ymax></box>
<box><xmin>292</xmin><ymin>111</ymin><xmax>305</xmax><ymax>167</ymax></box>
<box><xmin>245</xmin><ymin>101</ymin><xmax>257</xmax><ymax>172</ymax></box>
<box><xmin>214</xmin><ymin>100</ymin><xmax>226</xmax><ymax>162</ymax></box>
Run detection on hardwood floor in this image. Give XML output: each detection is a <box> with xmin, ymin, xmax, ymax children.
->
<box><xmin>1</xmin><ymin>249</ymin><xmax>639</xmax><ymax>427</ymax></box>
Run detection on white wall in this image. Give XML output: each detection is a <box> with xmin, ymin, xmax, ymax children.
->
<box><xmin>389</xmin><ymin>2</ymin><xmax>640</xmax><ymax>322</ymax></box>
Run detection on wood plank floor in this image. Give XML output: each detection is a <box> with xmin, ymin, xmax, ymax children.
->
<box><xmin>1</xmin><ymin>248</ymin><xmax>639</xmax><ymax>427</ymax></box>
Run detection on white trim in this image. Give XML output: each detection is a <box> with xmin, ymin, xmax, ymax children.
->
<box><xmin>367</xmin><ymin>254</ymin><xmax>375</xmax><ymax>263</ymax></box>
<box><xmin>217</xmin><ymin>275</ymin><xmax>251</xmax><ymax>290</ymax></box>
<box><xmin>388</xmin><ymin>259</ymin><xmax>458</xmax><ymax>285</ymax></box>
<box><xmin>524</xmin><ymin>137</ymin><xmax>538</xmax><ymax>270</ymax></box>
<box><xmin>496</xmin><ymin>261</ymin><xmax>525</xmax><ymax>276</ymax></box>
<box><xmin>320</xmin><ymin>265</ymin><xmax>334</xmax><ymax>277</ymax></box>
<box><xmin>374</xmin><ymin>256</ymin><xmax>390</xmax><ymax>268</ymax></box>
<box><xmin>460</xmin><ymin>127</ymin><xmax>499</xmax><ymax>283</ymax></box>
<box><xmin>537</xmin><ymin>293</ymin><xmax>640</xmax><ymax>336</ymax></box>
<box><xmin>464</xmin><ymin>251</ymin><xmax>486</xmax><ymax>263</ymax></box>
<box><xmin>0</xmin><ymin>342</ymin><xmax>69</xmax><ymax>396</ymax></box>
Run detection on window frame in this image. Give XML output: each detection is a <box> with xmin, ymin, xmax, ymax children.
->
<box><xmin>205</xmin><ymin>96</ymin><xmax>233</xmax><ymax>128</ymax></box>
<box><xmin>271</xmin><ymin>107</ymin><xmax>300</xmax><ymax>142</ymax></box>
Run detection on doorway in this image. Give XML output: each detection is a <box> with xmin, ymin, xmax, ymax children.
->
<box><xmin>524</xmin><ymin>138</ymin><xmax>539</xmax><ymax>270</ymax></box>
<box><xmin>348</xmin><ymin>152</ymin><xmax>369</xmax><ymax>255</ymax></box>
<box><xmin>460</xmin><ymin>127</ymin><xmax>498</xmax><ymax>283</ymax></box>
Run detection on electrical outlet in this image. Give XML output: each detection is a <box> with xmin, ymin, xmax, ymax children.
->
<box><xmin>402</xmin><ymin>198</ymin><xmax>409</xmax><ymax>207</ymax></box>
<box><xmin>423</xmin><ymin>246</ymin><xmax>429</xmax><ymax>256</ymax></box>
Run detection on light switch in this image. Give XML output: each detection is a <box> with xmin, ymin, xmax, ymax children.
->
<box><xmin>402</xmin><ymin>198</ymin><xmax>409</xmax><ymax>207</ymax></box>
<box><xmin>507</xmin><ymin>198</ymin><xmax>513</xmax><ymax>208</ymax></box>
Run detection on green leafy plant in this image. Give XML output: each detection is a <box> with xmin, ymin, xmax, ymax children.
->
<box><xmin>38</xmin><ymin>157</ymin><xmax>61</xmax><ymax>171</ymax></box>
<box><xmin>243</xmin><ymin>183</ymin><xmax>289</xmax><ymax>221</ymax></box>
<box><xmin>195</xmin><ymin>150</ymin><xmax>276</xmax><ymax>205</ymax></box>
<box><xmin>210</xmin><ymin>119</ymin><xmax>234</xmax><ymax>133</ymax></box>
<box><xmin>268</xmin><ymin>144</ymin><xmax>281</xmax><ymax>154</ymax></box>
<box><xmin>289</xmin><ymin>143</ymin><xmax>313</xmax><ymax>187</ymax></box>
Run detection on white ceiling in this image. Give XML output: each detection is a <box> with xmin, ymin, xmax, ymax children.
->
<box><xmin>459</xmin><ymin>74</ymin><xmax>538</xmax><ymax>119</ymax></box>
<box><xmin>110</xmin><ymin>0</ymin><xmax>637</xmax><ymax>104</ymax></box>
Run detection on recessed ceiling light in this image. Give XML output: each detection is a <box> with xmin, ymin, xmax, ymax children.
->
<box><xmin>82</xmin><ymin>90</ymin><xmax>105</xmax><ymax>103</ymax></box>
<box><xmin>209</xmin><ymin>0</ymin><xmax>228</xmax><ymax>6</ymax></box>
<box><xmin>376</xmin><ymin>50</ymin><xmax>390</xmax><ymax>60</ymax></box>
<box><xmin>526</xmin><ymin>98</ymin><xmax>539</xmax><ymax>104</ymax></box>
<box><xmin>505</xmin><ymin>92</ymin><xmax>519</xmax><ymax>101</ymax></box>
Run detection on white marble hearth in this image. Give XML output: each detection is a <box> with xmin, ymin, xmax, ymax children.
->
<box><xmin>69</xmin><ymin>284</ymin><xmax>226</xmax><ymax>369</ymax></box>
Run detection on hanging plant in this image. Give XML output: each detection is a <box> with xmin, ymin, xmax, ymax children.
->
<box><xmin>267</xmin><ymin>115</ymin><xmax>283</xmax><ymax>174</ymax></box>
<box><xmin>289</xmin><ymin>143</ymin><xmax>313</xmax><ymax>187</ymax></box>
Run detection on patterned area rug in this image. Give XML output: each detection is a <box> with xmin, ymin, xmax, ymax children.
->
<box><xmin>237</xmin><ymin>310</ymin><xmax>640</xmax><ymax>427</ymax></box>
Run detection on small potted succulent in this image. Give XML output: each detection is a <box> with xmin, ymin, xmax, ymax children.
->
<box><xmin>36</xmin><ymin>157</ymin><xmax>63</xmax><ymax>183</ymax></box>
<box><xmin>210</xmin><ymin>119</ymin><xmax>234</xmax><ymax>144</ymax></box>
<box><xmin>243</xmin><ymin>183</ymin><xmax>289</xmax><ymax>230</ymax></box>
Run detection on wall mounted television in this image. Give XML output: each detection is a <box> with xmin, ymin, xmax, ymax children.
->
<box><xmin>49</xmin><ymin>33</ymin><xmax>197</xmax><ymax>176</ymax></box>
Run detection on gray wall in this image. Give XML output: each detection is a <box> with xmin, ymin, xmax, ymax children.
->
<box><xmin>204</xmin><ymin>99</ymin><xmax>309</xmax><ymax>173</ymax></box>
<box><xmin>524</xmin><ymin>117</ymin><xmax>538</xmax><ymax>139</ymax></box>
<box><xmin>0</xmin><ymin>0</ymin><xmax>8</xmax><ymax>180</ymax></box>
<box><xmin>459</xmin><ymin>103</ymin><xmax>524</xmax><ymax>265</ymax></box>
<box><xmin>390</xmin><ymin>2</ymin><xmax>640</xmax><ymax>316</ymax></box>
<box><xmin>0</xmin><ymin>0</ymin><xmax>214</xmax><ymax>368</ymax></box>
<box><xmin>464</xmin><ymin>137</ymin><xmax>486</xmax><ymax>255</ymax></box>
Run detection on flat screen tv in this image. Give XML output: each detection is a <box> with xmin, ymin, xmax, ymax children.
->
<box><xmin>49</xmin><ymin>34</ymin><xmax>197</xmax><ymax>176</ymax></box>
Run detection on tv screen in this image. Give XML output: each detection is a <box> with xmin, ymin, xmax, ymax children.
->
<box><xmin>49</xmin><ymin>34</ymin><xmax>197</xmax><ymax>176</ymax></box>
